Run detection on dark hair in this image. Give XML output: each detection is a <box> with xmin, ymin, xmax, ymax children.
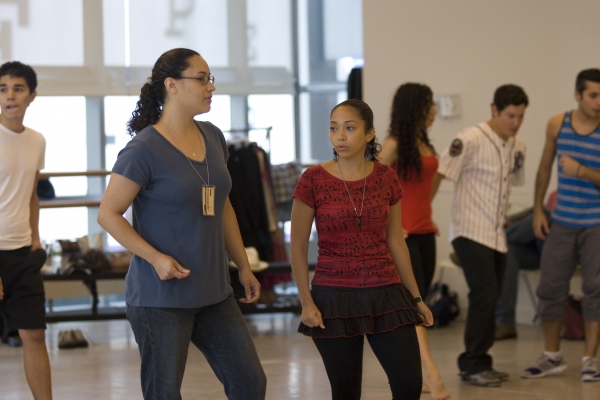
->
<box><xmin>493</xmin><ymin>84</ymin><xmax>529</xmax><ymax>113</ymax></box>
<box><xmin>0</xmin><ymin>61</ymin><xmax>37</xmax><ymax>92</ymax></box>
<box><xmin>389</xmin><ymin>83</ymin><xmax>434</xmax><ymax>181</ymax></box>
<box><xmin>127</xmin><ymin>48</ymin><xmax>200</xmax><ymax>136</ymax></box>
<box><xmin>331</xmin><ymin>99</ymin><xmax>381</xmax><ymax>161</ymax></box>
<box><xmin>575</xmin><ymin>68</ymin><xmax>600</xmax><ymax>95</ymax></box>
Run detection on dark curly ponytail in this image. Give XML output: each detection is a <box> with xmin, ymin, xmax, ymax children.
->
<box><xmin>331</xmin><ymin>99</ymin><xmax>381</xmax><ymax>161</ymax></box>
<box><xmin>389</xmin><ymin>83</ymin><xmax>434</xmax><ymax>181</ymax></box>
<box><xmin>127</xmin><ymin>48</ymin><xmax>200</xmax><ymax>136</ymax></box>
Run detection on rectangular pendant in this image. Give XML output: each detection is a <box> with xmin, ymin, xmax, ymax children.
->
<box><xmin>202</xmin><ymin>185</ymin><xmax>216</xmax><ymax>216</ymax></box>
<box><xmin>356</xmin><ymin>216</ymin><xmax>361</xmax><ymax>231</ymax></box>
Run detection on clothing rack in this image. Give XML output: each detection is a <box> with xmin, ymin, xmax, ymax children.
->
<box><xmin>223</xmin><ymin>127</ymin><xmax>272</xmax><ymax>152</ymax></box>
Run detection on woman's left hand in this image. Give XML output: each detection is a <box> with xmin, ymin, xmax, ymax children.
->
<box><xmin>238</xmin><ymin>268</ymin><xmax>261</xmax><ymax>303</ymax></box>
<box><xmin>416</xmin><ymin>301</ymin><xmax>434</xmax><ymax>327</ymax></box>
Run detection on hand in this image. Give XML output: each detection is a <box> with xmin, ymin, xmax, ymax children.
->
<box><xmin>416</xmin><ymin>302</ymin><xmax>434</xmax><ymax>327</ymax></box>
<box><xmin>30</xmin><ymin>240</ymin><xmax>43</xmax><ymax>251</ymax></box>
<box><xmin>533</xmin><ymin>208</ymin><xmax>550</xmax><ymax>240</ymax></box>
<box><xmin>559</xmin><ymin>156</ymin><xmax>581</xmax><ymax>177</ymax></box>
<box><xmin>0</xmin><ymin>277</ymin><xmax>4</xmax><ymax>300</ymax></box>
<box><xmin>301</xmin><ymin>302</ymin><xmax>325</xmax><ymax>329</ymax></box>
<box><xmin>238</xmin><ymin>268</ymin><xmax>261</xmax><ymax>303</ymax></box>
<box><xmin>432</xmin><ymin>221</ymin><xmax>440</xmax><ymax>237</ymax></box>
<box><xmin>150</xmin><ymin>253</ymin><xmax>191</xmax><ymax>280</ymax></box>
<box><xmin>402</xmin><ymin>227</ymin><xmax>408</xmax><ymax>239</ymax></box>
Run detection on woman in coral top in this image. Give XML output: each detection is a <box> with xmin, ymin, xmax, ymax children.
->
<box><xmin>380</xmin><ymin>83</ymin><xmax>450</xmax><ymax>400</ymax></box>
<box><xmin>291</xmin><ymin>99</ymin><xmax>433</xmax><ymax>400</ymax></box>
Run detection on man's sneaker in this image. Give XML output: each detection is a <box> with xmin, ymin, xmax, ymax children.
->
<box><xmin>491</xmin><ymin>369</ymin><xmax>509</xmax><ymax>381</ymax></box>
<box><xmin>461</xmin><ymin>370</ymin><xmax>502</xmax><ymax>387</ymax></box>
<box><xmin>522</xmin><ymin>353</ymin><xmax>567</xmax><ymax>378</ymax></box>
<box><xmin>581</xmin><ymin>358</ymin><xmax>600</xmax><ymax>382</ymax></box>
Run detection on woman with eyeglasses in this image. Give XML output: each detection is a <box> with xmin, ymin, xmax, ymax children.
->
<box><xmin>379</xmin><ymin>83</ymin><xmax>450</xmax><ymax>400</ymax></box>
<box><xmin>98</xmin><ymin>48</ymin><xmax>266</xmax><ymax>400</ymax></box>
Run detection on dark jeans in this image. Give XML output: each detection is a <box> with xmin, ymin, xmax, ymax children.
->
<box><xmin>312</xmin><ymin>324</ymin><xmax>422</xmax><ymax>400</ymax></box>
<box><xmin>127</xmin><ymin>295</ymin><xmax>266</xmax><ymax>400</ymax></box>
<box><xmin>405</xmin><ymin>233</ymin><xmax>436</xmax><ymax>299</ymax></box>
<box><xmin>452</xmin><ymin>237</ymin><xmax>506</xmax><ymax>374</ymax></box>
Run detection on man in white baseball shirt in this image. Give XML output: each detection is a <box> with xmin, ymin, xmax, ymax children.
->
<box><xmin>433</xmin><ymin>84</ymin><xmax>528</xmax><ymax>387</ymax></box>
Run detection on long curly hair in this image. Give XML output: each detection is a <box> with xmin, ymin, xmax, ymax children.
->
<box><xmin>388</xmin><ymin>83</ymin><xmax>434</xmax><ymax>181</ymax></box>
<box><xmin>127</xmin><ymin>48</ymin><xmax>200</xmax><ymax>136</ymax></box>
<box><xmin>331</xmin><ymin>99</ymin><xmax>381</xmax><ymax>161</ymax></box>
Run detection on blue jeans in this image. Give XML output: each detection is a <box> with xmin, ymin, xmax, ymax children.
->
<box><xmin>127</xmin><ymin>295</ymin><xmax>266</xmax><ymax>400</ymax></box>
<box><xmin>495</xmin><ymin>211</ymin><xmax>544</xmax><ymax>326</ymax></box>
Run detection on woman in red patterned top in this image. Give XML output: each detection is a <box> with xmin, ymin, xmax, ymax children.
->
<box><xmin>291</xmin><ymin>99</ymin><xmax>433</xmax><ymax>400</ymax></box>
<box><xmin>380</xmin><ymin>83</ymin><xmax>450</xmax><ymax>400</ymax></box>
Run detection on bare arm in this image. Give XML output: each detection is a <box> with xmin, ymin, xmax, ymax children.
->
<box><xmin>431</xmin><ymin>172</ymin><xmax>444</xmax><ymax>201</ymax></box>
<box><xmin>379</xmin><ymin>136</ymin><xmax>398</xmax><ymax>166</ymax></box>
<box><xmin>222</xmin><ymin>197</ymin><xmax>260</xmax><ymax>303</ymax></box>
<box><xmin>29</xmin><ymin>171</ymin><xmax>42</xmax><ymax>251</ymax></box>
<box><xmin>533</xmin><ymin>116</ymin><xmax>560</xmax><ymax>239</ymax></box>
<box><xmin>290</xmin><ymin>198</ymin><xmax>324</xmax><ymax>328</ymax></box>
<box><xmin>387</xmin><ymin>201</ymin><xmax>434</xmax><ymax>326</ymax></box>
<box><xmin>97</xmin><ymin>173</ymin><xmax>190</xmax><ymax>280</ymax></box>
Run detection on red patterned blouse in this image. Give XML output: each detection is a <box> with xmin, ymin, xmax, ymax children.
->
<box><xmin>293</xmin><ymin>161</ymin><xmax>404</xmax><ymax>288</ymax></box>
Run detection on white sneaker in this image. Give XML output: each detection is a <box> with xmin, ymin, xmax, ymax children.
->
<box><xmin>522</xmin><ymin>353</ymin><xmax>567</xmax><ymax>379</ymax></box>
<box><xmin>581</xmin><ymin>358</ymin><xmax>600</xmax><ymax>382</ymax></box>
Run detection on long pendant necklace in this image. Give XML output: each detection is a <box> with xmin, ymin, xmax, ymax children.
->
<box><xmin>337</xmin><ymin>161</ymin><xmax>367</xmax><ymax>230</ymax></box>
<box><xmin>160</xmin><ymin>119</ymin><xmax>203</xmax><ymax>157</ymax></box>
<box><xmin>161</xmin><ymin>120</ymin><xmax>216</xmax><ymax>216</ymax></box>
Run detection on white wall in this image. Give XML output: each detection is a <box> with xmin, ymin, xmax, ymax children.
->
<box><xmin>363</xmin><ymin>0</ymin><xmax>600</xmax><ymax>317</ymax></box>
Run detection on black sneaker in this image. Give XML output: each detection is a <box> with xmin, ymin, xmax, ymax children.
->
<box><xmin>461</xmin><ymin>370</ymin><xmax>502</xmax><ymax>387</ymax></box>
<box><xmin>58</xmin><ymin>330</ymin><xmax>76</xmax><ymax>349</ymax></box>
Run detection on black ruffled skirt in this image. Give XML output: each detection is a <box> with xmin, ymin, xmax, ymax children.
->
<box><xmin>298</xmin><ymin>283</ymin><xmax>422</xmax><ymax>338</ymax></box>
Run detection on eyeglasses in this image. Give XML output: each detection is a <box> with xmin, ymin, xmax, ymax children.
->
<box><xmin>179</xmin><ymin>75</ymin><xmax>215</xmax><ymax>85</ymax></box>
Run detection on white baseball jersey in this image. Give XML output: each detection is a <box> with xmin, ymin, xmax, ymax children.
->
<box><xmin>438</xmin><ymin>122</ymin><xmax>526</xmax><ymax>253</ymax></box>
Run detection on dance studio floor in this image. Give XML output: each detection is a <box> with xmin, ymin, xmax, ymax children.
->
<box><xmin>1</xmin><ymin>313</ymin><xmax>598</xmax><ymax>399</ymax></box>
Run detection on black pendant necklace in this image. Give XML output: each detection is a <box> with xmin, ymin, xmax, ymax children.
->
<box><xmin>337</xmin><ymin>161</ymin><xmax>367</xmax><ymax>230</ymax></box>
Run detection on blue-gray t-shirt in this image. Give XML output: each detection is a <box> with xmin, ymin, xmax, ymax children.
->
<box><xmin>112</xmin><ymin>121</ymin><xmax>233</xmax><ymax>308</ymax></box>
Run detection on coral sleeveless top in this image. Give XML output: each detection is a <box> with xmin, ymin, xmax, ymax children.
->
<box><xmin>393</xmin><ymin>153</ymin><xmax>438</xmax><ymax>235</ymax></box>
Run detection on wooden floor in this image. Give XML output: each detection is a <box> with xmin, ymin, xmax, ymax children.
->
<box><xmin>1</xmin><ymin>314</ymin><xmax>599</xmax><ymax>399</ymax></box>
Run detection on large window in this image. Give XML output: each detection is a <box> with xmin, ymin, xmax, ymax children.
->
<box><xmin>2</xmin><ymin>0</ymin><xmax>363</xmax><ymax>245</ymax></box>
<box><xmin>24</xmin><ymin>96</ymin><xmax>89</xmax><ymax>242</ymax></box>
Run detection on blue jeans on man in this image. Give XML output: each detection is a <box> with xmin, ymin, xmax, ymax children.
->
<box><xmin>495</xmin><ymin>210</ymin><xmax>546</xmax><ymax>338</ymax></box>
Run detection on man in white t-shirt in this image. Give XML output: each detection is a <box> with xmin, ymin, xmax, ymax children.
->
<box><xmin>433</xmin><ymin>84</ymin><xmax>528</xmax><ymax>387</ymax></box>
<box><xmin>0</xmin><ymin>61</ymin><xmax>52</xmax><ymax>399</ymax></box>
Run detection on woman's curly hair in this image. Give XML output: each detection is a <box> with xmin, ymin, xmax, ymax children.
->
<box><xmin>127</xmin><ymin>48</ymin><xmax>200</xmax><ymax>136</ymax></box>
<box><xmin>388</xmin><ymin>83</ymin><xmax>434</xmax><ymax>181</ymax></box>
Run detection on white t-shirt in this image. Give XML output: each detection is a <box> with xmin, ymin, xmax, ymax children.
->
<box><xmin>0</xmin><ymin>122</ymin><xmax>46</xmax><ymax>250</ymax></box>
<box><xmin>438</xmin><ymin>122</ymin><xmax>526</xmax><ymax>253</ymax></box>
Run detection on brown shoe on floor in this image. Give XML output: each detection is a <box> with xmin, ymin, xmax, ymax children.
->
<box><xmin>72</xmin><ymin>329</ymin><xmax>89</xmax><ymax>347</ymax></box>
<box><xmin>495</xmin><ymin>324</ymin><xmax>517</xmax><ymax>340</ymax></box>
<box><xmin>58</xmin><ymin>330</ymin><xmax>76</xmax><ymax>349</ymax></box>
